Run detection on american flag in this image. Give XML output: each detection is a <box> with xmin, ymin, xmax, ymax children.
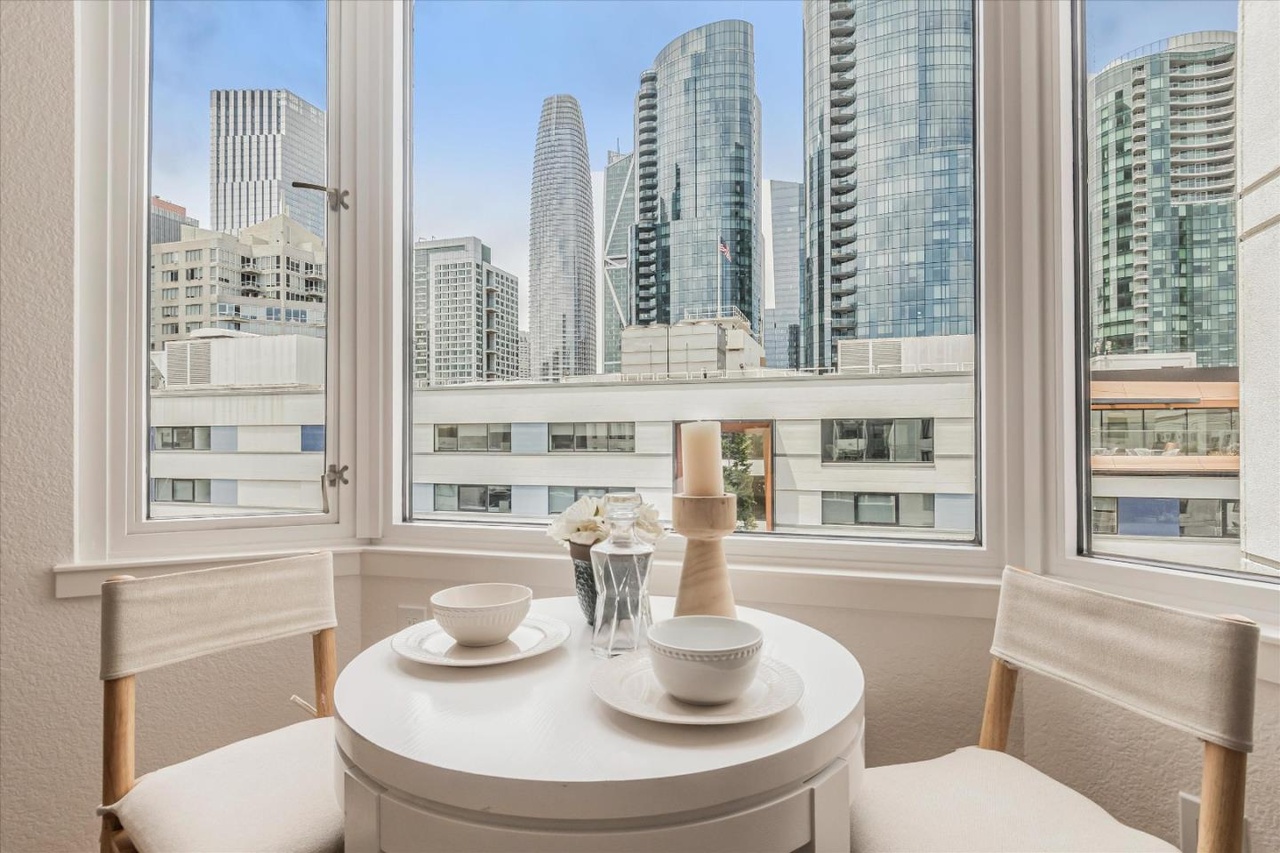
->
<box><xmin>718</xmin><ymin>239</ymin><xmax>732</xmax><ymax>262</ymax></box>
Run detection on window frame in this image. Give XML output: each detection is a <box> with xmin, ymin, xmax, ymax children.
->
<box><xmin>73</xmin><ymin>0</ymin><xmax>362</xmax><ymax>562</ymax></box>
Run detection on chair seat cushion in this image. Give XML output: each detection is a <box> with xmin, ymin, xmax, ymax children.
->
<box><xmin>104</xmin><ymin>716</ymin><xmax>343</xmax><ymax>853</ymax></box>
<box><xmin>850</xmin><ymin>746</ymin><xmax>1177</xmax><ymax>853</ymax></box>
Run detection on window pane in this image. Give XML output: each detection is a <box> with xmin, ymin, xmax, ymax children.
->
<box><xmin>548</xmin><ymin>486</ymin><xmax>576</xmax><ymax>514</ymax></box>
<box><xmin>408</xmin><ymin>0</ymin><xmax>978</xmax><ymax>540</ymax></box>
<box><xmin>436</xmin><ymin>425</ymin><xmax>458</xmax><ymax>451</ymax></box>
<box><xmin>434</xmin><ymin>484</ymin><xmax>458</xmax><ymax>512</ymax></box>
<box><xmin>458</xmin><ymin>424</ymin><xmax>487</xmax><ymax>451</ymax></box>
<box><xmin>458</xmin><ymin>485</ymin><xmax>487</xmax><ymax>512</ymax></box>
<box><xmin>855</xmin><ymin>494</ymin><xmax>897</xmax><ymax>525</ymax></box>
<box><xmin>148</xmin><ymin>0</ymin><xmax>329</xmax><ymax>519</ymax></box>
<box><xmin>489</xmin><ymin>423</ymin><xmax>512</xmax><ymax>452</ymax></box>
<box><xmin>1079</xmin><ymin>3</ymin><xmax>1251</xmax><ymax>572</ymax></box>
<box><xmin>898</xmin><ymin>493</ymin><xmax>935</xmax><ymax>528</ymax></box>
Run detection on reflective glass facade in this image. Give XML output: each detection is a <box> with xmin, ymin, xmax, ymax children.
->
<box><xmin>803</xmin><ymin>0</ymin><xmax>974</xmax><ymax>368</ymax></box>
<box><xmin>528</xmin><ymin>95</ymin><xmax>596</xmax><ymax>378</ymax></box>
<box><xmin>1087</xmin><ymin>32</ymin><xmax>1237</xmax><ymax>367</ymax></box>
<box><xmin>765</xmin><ymin>180</ymin><xmax>805</xmax><ymax>369</ymax></box>
<box><xmin>602</xmin><ymin>151</ymin><xmax>636</xmax><ymax>373</ymax></box>
<box><xmin>631</xmin><ymin>21</ymin><xmax>764</xmax><ymax>333</ymax></box>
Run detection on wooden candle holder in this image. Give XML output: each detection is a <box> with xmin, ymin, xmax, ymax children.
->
<box><xmin>671</xmin><ymin>494</ymin><xmax>738</xmax><ymax>618</ymax></box>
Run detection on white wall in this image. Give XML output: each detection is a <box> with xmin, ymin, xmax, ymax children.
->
<box><xmin>0</xmin><ymin>6</ymin><xmax>359</xmax><ymax>850</ymax></box>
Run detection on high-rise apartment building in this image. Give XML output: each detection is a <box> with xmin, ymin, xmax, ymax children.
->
<box><xmin>528</xmin><ymin>95</ymin><xmax>596</xmax><ymax>379</ymax></box>
<box><xmin>1088</xmin><ymin>32</ymin><xmax>1237</xmax><ymax>368</ymax></box>
<box><xmin>414</xmin><ymin>237</ymin><xmax>519</xmax><ymax>385</ymax></box>
<box><xmin>210</xmin><ymin>89</ymin><xmax>327</xmax><ymax>239</ymax></box>
<box><xmin>630</xmin><ymin>21</ymin><xmax>764</xmax><ymax>334</ymax></box>
<box><xmin>765</xmin><ymin>181</ymin><xmax>805</xmax><ymax>369</ymax></box>
<box><xmin>601</xmin><ymin>151</ymin><xmax>637</xmax><ymax>374</ymax></box>
<box><xmin>802</xmin><ymin>0</ymin><xmax>975</xmax><ymax>368</ymax></box>
<box><xmin>150</xmin><ymin>196</ymin><xmax>198</xmax><ymax>244</ymax></box>
<box><xmin>518</xmin><ymin>331</ymin><xmax>531</xmax><ymax>381</ymax></box>
<box><xmin>150</xmin><ymin>215</ymin><xmax>326</xmax><ymax>351</ymax></box>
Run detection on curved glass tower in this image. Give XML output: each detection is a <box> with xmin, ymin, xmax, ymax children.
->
<box><xmin>1088</xmin><ymin>32</ymin><xmax>1237</xmax><ymax>367</ymax></box>
<box><xmin>803</xmin><ymin>0</ymin><xmax>974</xmax><ymax>367</ymax></box>
<box><xmin>528</xmin><ymin>94</ymin><xmax>596</xmax><ymax>378</ymax></box>
<box><xmin>631</xmin><ymin>21</ymin><xmax>763</xmax><ymax>333</ymax></box>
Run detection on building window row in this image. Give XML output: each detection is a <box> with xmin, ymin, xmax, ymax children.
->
<box><xmin>1091</xmin><ymin>496</ymin><xmax>1239</xmax><ymax>539</ymax></box>
<box><xmin>821</xmin><ymin>418</ymin><xmax>935</xmax><ymax>463</ymax></box>
<box><xmin>550</xmin><ymin>422</ymin><xmax>636</xmax><ymax>453</ymax></box>
<box><xmin>150</xmin><ymin>425</ymin><xmax>324</xmax><ymax>452</ymax></box>
<box><xmin>435</xmin><ymin>423</ymin><xmax>512</xmax><ymax>452</ymax></box>
<box><xmin>434</xmin><ymin>484</ymin><xmax>511</xmax><ymax>514</ymax></box>
<box><xmin>152</xmin><ymin>477</ymin><xmax>211</xmax><ymax>504</ymax></box>
<box><xmin>548</xmin><ymin>486</ymin><xmax>631</xmax><ymax>514</ymax></box>
<box><xmin>821</xmin><ymin>492</ymin><xmax>936</xmax><ymax>528</ymax></box>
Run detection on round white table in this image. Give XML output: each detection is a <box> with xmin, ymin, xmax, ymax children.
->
<box><xmin>334</xmin><ymin>597</ymin><xmax>865</xmax><ymax>853</ymax></box>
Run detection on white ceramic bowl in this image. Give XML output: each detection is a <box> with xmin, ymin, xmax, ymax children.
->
<box><xmin>647</xmin><ymin>616</ymin><xmax>764</xmax><ymax>705</ymax></box>
<box><xmin>430</xmin><ymin>583</ymin><xmax>532</xmax><ymax>647</ymax></box>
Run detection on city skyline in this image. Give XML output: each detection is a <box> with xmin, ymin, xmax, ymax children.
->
<box><xmin>150</xmin><ymin>0</ymin><xmax>1241</xmax><ymax>344</ymax></box>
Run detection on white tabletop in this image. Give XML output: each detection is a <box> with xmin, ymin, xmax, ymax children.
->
<box><xmin>334</xmin><ymin>597</ymin><xmax>865</xmax><ymax>822</ymax></box>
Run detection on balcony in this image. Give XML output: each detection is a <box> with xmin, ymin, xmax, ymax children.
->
<box><xmin>831</xmin><ymin>225</ymin><xmax>858</xmax><ymax>246</ymax></box>
<box><xmin>830</xmin><ymin>70</ymin><xmax>857</xmax><ymax>90</ymax></box>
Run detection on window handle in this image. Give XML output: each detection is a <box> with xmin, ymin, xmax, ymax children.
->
<box><xmin>291</xmin><ymin>181</ymin><xmax>350</xmax><ymax>211</ymax></box>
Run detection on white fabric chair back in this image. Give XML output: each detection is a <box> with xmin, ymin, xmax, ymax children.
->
<box><xmin>101</xmin><ymin>553</ymin><xmax>336</xmax><ymax>680</ymax></box>
<box><xmin>990</xmin><ymin>567</ymin><xmax>1258</xmax><ymax>752</ymax></box>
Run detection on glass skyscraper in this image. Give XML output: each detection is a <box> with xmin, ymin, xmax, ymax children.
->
<box><xmin>601</xmin><ymin>150</ymin><xmax>636</xmax><ymax>374</ymax></box>
<box><xmin>1088</xmin><ymin>32</ymin><xmax>1237</xmax><ymax>368</ymax></box>
<box><xmin>631</xmin><ymin>21</ymin><xmax>764</xmax><ymax>334</ymax></box>
<box><xmin>802</xmin><ymin>0</ymin><xmax>974</xmax><ymax>368</ymax></box>
<box><xmin>210</xmin><ymin>89</ymin><xmax>327</xmax><ymax>239</ymax></box>
<box><xmin>765</xmin><ymin>180</ymin><xmax>805</xmax><ymax>369</ymax></box>
<box><xmin>528</xmin><ymin>94</ymin><xmax>596</xmax><ymax>379</ymax></box>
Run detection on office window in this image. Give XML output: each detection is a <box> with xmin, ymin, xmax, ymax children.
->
<box><xmin>548</xmin><ymin>485</ymin><xmax>631</xmax><ymax>515</ymax></box>
<box><xmin>161</xmin><ymin>287</ymin><xmax>179</xmax><ymax>300</ymax></box>
<box><xmin>434</xmin><ymin>423</ymin><xmax>511</xmax><ymax>452</ymax></box>
<box><xmin>822</xmin><ymin>419</ymin><xmax>934</xmax><ymax>463</ymax></box>
<box><xmin>435</xmin><ymin>484</ymin><xmax>512</xmax><ymax>513</ymax></box>
<box><xmin>152</xmin><ymin>478</ymin><xmax>212</xmax><ymax>503</ymax></box>
<box><xmin>185</xmin><ymin>249</ymin><xmax>203</xmax><ymax>262</ymax></box>
<box><xmin>153</xmin><ymin>426</ymin><xmax>211</xmax><ymax>451</ymax></box>
<box><xmin>549</xmin><ymin>422</ymin><xmax>636</xmax><ymax>453</ymax></box>
<box><xmin>185</xmin><ymin>285</ymin><xmax>203</xmax><ymax>298</ymax></box>
<box><xmin>821</xmin><ymin>492</ymin><xmax>936</xmax><ymax>528</ymax></box>
<box><xmin>301</xmin><ymin>425</ymin><xmax>325</xmax><ymax>452</ymax></box>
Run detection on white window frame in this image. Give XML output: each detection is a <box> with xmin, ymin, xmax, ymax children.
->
<box><xmin>67</xmin><ymin>0</ymin><xmax>1278</xmax><ymax>646</ymax></box>
<box><xmin>71</xmin><ymin>0</ymin><xmax>364</xmax><ymax>563</ymax></box>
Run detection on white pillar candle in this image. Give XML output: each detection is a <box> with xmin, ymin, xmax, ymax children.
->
<box><xmin>681</xmin><ymin>421</ymin><xmax>724</xmax><ymax>497</ymax></box>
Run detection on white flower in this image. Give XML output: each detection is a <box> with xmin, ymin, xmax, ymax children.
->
<box><xmin>635</xmin><ymin>503</ymin><xmax>666</xmax><ymax>542</ymax></box>
<box><xmin>547</xmin><ymin>496</ymin><xmax>606</xmax><ymax>548</ymax></box>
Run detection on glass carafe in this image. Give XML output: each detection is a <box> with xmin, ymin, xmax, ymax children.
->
<box><xmin>590</xmin><ymin>493</ymin><xmax>654</xmax><ymax>657</ymax></box>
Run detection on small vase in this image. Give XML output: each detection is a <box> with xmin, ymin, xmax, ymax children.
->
<box><xmin>568</xmin><ymin>541</ymin><xmax>597</xmax><ymax>625</ymax></box>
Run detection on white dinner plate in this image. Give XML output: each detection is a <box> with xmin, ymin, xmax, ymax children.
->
<box><xmin>391</xmin><ymin>614</ymin><xmax>571</xmax><ymax>667</ymax></box>
<box><xmin>590</xmin><ymin>652</ymin><xmax>804</xmax><ymax>725</ymax></box>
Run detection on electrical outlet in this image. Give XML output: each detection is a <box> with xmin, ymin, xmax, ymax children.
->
<box><xmin>398</xmin><ymin>604</ymin><xmax>429</xmax><ymax>629</ymax></box>
<box><xmin>1179</xmin><ymin>791</ymin><xmax>1250</xmax><ymax>853</ymax></box>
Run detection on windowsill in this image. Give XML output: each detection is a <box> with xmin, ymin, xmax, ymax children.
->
<box><xmin>51</xmin><ymin>537</ymin><xmax>1280</xmax><ymax>684</ymax></box>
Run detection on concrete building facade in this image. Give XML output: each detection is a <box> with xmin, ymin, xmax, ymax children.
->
<box><xmin>150</xmin><ymin>214</ymin><xmax>326</xmax><ymax>351</ymax></box>
<box><xmin>413</xmin><ymin>236</ymin><xmax>519</xmax><ymax>386</ymax></box>
<box><xmin>210</xmin><ymin>89</ymin><xmax>327</xmax><ymax>239</ymax></box>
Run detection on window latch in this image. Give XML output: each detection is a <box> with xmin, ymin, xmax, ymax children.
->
<box><xmin>326</xmin><ymin>463</ymin><xmax>350</xmax><ymax>487</ymax></box>
<box><xmin>291</xmin><ymin>181</ymin><xmax>350</xmax><ymax>211</ymax></box>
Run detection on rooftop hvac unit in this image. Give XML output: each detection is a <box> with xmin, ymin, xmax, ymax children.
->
<box><xmin>837</xmin><ymin>338</ymin><xmax>903</xmax><ymax>374</ymax></box>
<box><xmin>166</xmin><ymin>340</ymin><xmax>212</xmax><ymax>386</ymax></box>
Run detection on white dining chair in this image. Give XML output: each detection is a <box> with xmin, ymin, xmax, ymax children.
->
<box><xmin>850</xmin><ymin>566</ymin><xmax>1258</xmax><ymax>853</ymax></box>
<box><xmin>97</xmin><ymin>553</ymin><xmax>343</xmax><ymax>853</ymax></box>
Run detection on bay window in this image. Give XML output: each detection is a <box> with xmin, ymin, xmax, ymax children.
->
<box><xmin>69</xmin><ymin>0</ymin><xmax>1275</xmax><ymax>632</ymax></box>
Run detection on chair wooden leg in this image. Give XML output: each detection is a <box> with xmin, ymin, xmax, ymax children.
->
<box><xmin>313</xmin><ymin>627</ymin><xmax>337</xmax><ymax>718</ymax></box>
<box><xmin>1198</xmin><ymin>741</ymin><xmax>1247</xmax><ymax>853</ymax></box>
<box><xmin>978</xmin><ymin>658</ymin><xmax>1018</xmax><ymax>751</ymax></box>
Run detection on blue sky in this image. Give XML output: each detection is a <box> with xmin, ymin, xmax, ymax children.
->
<box><xmin>152</xmin><ymin>0</ymin><xmax>1239</xmax><ymax>323</ymax></box>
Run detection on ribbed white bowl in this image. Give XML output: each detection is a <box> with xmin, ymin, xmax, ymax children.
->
<box><xmin>647</xmin><ymin>616</ymin><xmax>764</xmax><ymax>705</ymax></box>
<box><xmin>430</xmin><ymin>583</ymin><xmax>532</xmax><ymax>647</ymax></box>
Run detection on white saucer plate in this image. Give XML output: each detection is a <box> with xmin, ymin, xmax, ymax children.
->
<box><xmin>591</xmin><ymin>652</ymin><xmax>804</xmax><ymax>725</ymax></box>
<box><xmin>392</xmin><ymin>614</ymin><xmax>571</xmax><ymax>667</ymax></box>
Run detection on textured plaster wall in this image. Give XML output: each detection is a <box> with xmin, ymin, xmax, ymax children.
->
<box><xmin>1022</xmin><ymin>678</ymin><xmax>1279</xmax><ymax>850</ymax></box>
<box><xmin>0</xmin><ymin>4</ymin><xmax>361</xmax><ymax>850</ymax></box>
